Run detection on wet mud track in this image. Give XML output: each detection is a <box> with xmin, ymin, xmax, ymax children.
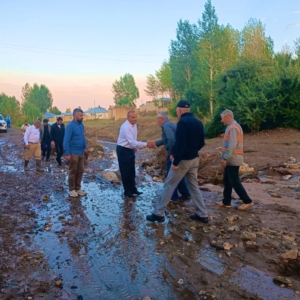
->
<box><xmin>1</xmin><ymin>131</ymin><xmax>300</xmax><ymax>299</ymax></box>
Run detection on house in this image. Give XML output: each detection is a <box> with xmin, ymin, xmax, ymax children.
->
<box><xmin>84</xmin><ymin>107</ymin><xmax>109</xmax><ymax>120</ymax></box>
<box><xmin>43</xmin><ymin>111</ymin><xmax>87</xmax><ymax>123</ymax></box>
<box><xmin>139</xmin><ymin>97</ymin><xmax>171</xmax><ymax>113</ymax></box>
<box><xmin>108</xmin><ymin>106</ymin><xmax>136</xmax><ymax>121</ymax></box>
<box><xmin>43</xmin><ymin>112</ymin><xmax>57</xmax><ymax>123</ymax></box>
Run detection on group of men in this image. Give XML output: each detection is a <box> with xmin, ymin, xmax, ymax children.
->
<box><xmin>21</xmin><ymin>102</ymin><xmax>254</xmax><ymax>224</ymax></box>
<box><xmin>116</xmin><ymin>100</ymin><xmax>254</xmax><ymax>224</ymax></box>
<box><xmin>22</xmin><ymin>109</ymin><xmax>87</xmax><ymax>198</ymax></box>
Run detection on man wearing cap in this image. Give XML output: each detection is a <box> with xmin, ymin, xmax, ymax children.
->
<box><xmin>40</xmin><ymin>119</ymin><xmax>52</xmax><ymax>161</ymax></box>
<box><xmin>50</xmin><ymin>117</ymin><xmax>65</xmax><ymax>166</ymax></box>
<box><xmin>216</xmin><ymin>110</ymin><xmax>254</xmax><ymax>211</ymax></box>
<box><xmin>146</xmin><ymin>100</ymin><xmax>208</xmax><ymax>223</ymax></box>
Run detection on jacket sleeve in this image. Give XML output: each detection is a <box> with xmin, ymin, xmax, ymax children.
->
<box><xmin>155</xmin><ymin>140</ymin><xmax>164</xmax><ymax>147</ymax></box>
<box><xmin>63</xmin><ymin>124</ymin><xmax>72</xmax><ymax>156</ymax></box>
<box><xmin>172</xmin><ymin>121</ymin><xmax>187</xmax><ymax>166</ymax></box>
<box><xmin>83</xmin><ymin>124</ymin><xmax>87</xmax><ymax>149</ymax></box>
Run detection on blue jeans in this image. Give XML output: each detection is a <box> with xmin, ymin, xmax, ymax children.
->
<box><xmin>6</xmin><ymin>121</ymin><xmax>11</xmax><ymax>128</ymax></box>
<box><xmin>166</xmin><ymin>155</ymin><xmax>190</xmax><ymax>201</ymax></box>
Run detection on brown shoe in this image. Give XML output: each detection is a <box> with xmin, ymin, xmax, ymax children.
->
<box><xmin>36</xmin><ymin>160</ymin><xmax>44</xmax><ymax>172</ymax></box>
<box><xmin>216</xmin><ymin>201</ymin><xmax>231</xmax><ymax>208</ymax></box>
<box><xmin>24</xmin><ymin>160</ymin><xmax>29</xmax><ymax>171</ymax></box>
<box><xmin>238</xmin><ymin>202</ymin><xmax>254</xmax><ymax>211</ymax></box>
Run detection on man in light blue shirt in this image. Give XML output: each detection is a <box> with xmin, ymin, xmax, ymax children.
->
<box><xmin>64</xmin><ymin>108</ymin><xmax>88</xmax><ymax>198</ymax></box>
<box><xmin>117</xmin><ymin>110</ymin><xmax>154</xmax><ymax>198</ymax></box>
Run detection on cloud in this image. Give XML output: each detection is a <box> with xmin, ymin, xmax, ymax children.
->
<box><xmin>285</xmin><ymin>23</ymin><xmax>300</xmax><ymax>30</ymax></box>
<box><xmin>293</xmin><ymin>11</ymin><xmax>300</xmax><ymax>14</ymax></box>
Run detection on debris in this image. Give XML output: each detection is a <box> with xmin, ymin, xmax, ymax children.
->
<box><xmin>223</xmin><ymin>242</ymin><xmax>233</xmax><ymax>250</ymax></box>
<box><xmin>273</xmin><ymin>276</ymin><xmax>292</xmax><ymax>285</ymax></box>
<box><xmin>239</xmin><ymin>163</ymin><xmax>254</xmax><ymax>175</ymax></box>
<box><xmin>177</xmin><ymin>279</ymin><xmax>184</xmax><ymax>285</ymax></box>
<box><xmin>99</xmin><ymin>171</ymin><xmax>118</xmax><ymax>182</ymax></box>
<box><xmin>281</xmin><ymin>249</ymin><xmax>298</xmax><ymax>260</ymax></box>
<box><xmin>283</xmin><ymin>175</ymin><xmax>292</xmax><ymax>180</ymax></box>
<box><xmin>43</xmin><ymin>195</ymin><xmax>50</xmax><ymax>202</ymax></box>
<box><xmin>241</xmin><ymin>231</ymin><xmax>256</xmax><ymax>241</ymax></box>
<box><xmin>190</xmin><ymin>226</ymin><xmax>197</xmax><ymax>231</ymax></box>
<box><xmin>55</xmin><ymin>280</ymin><xmax>62</xmax><ymax>287</ymax></box>
<box><xmin>226</xmin><ymin>215</ymin><xmax>242</xmax><ymax>223</ymax></box>
<box><xmin>289</xmin><ymin>164</ymin><xmax>299</xmax><ymax>169</ymax></box>
<box><xmin>228</xmin><ymin>225</ymin><xmax>240</xmax><ymax>232</ymax></box>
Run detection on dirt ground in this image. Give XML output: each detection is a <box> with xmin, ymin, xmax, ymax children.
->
<box><xmin>1</xmin><ymin>126</ymin><xmax>300</xmax><ymax>300</ymax></box>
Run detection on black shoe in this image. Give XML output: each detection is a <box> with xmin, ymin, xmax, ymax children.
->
<box><xmin>189</xmin><ymin>214</ymin><xmax>209</xmax><ymax>223</ymax></box>
<box><xmin>41</xmin><ymin>156</ymin><xmax>45</xmax><ymax>161</ymax></box>
<box><xmin>124</xmin><ymin>192</ymin><xmax>136</xmax><ymax>198</ymax></box>
<box><xmin>132</xmin><ymin>190</ymin><xmax>143</xmax><ymax>195</ymax></box>
<box><xmin>179</xmin><ymin>195</ymin><xmax>192</xmax><ymax>201</ymax></box>
<box><xmin>170</xmin><ymin>199</ymin><xmax>179</xmax><ymax>203</ymax></box>
<box><xmin>146</xmin><ymin>213</ymin><xmax>165</xmax><ymax>223</ymax></box>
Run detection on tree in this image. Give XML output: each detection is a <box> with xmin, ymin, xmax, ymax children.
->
<box><xmin>21</xmin><ymin>83</ymin><xmax>32</xmax><ymax>102</ymax></box>
<box><xmin>155</xmin><ymin>61</ymin><xmax>174</xmax><ymax>99</ymax></box>
<box><xmin>49</xmin><ymin>106</ymin><xmax>61</xmax><ymax>115</ymax></box>
<box><xmin>22</xmin><ymin>101</ymin><xmax>42</xmax><ymax>123</ymax></box>
<box><xmin>0</xmin><ymin>93</ymin><xmax>20</xmax><ymax>122</ymax></box>
<box><xmin>294</xmin><ymin>38</ymin><xmax>300</xmax><ymax>57</ymax></box>
<box><xmin>112</xmin><ymin>73</ymin><xmax>139</xmax><ymax>106</ymax></box>
<box><xmin>240</xmin><ymin>19</ymin><xmax>274</xmax><ymax>61</ymax></box>
<box><xmin>144</xmin><ymin>74</ymin><xmax>160</xmax><ymax>100</ymax></box>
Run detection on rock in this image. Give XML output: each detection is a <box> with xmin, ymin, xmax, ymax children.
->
<box><xmin>288</xmin><ymin>184</ymin><xmax>299</xmax><ymax>189</ymax></box>
<box><xmin>283</xmin><ymin>175</ymin><xmax>292</xmax><ymax>180</ymax></box>
<box><xmin>241</xmin><ymin>231</ymin><xmax>256</xmax><ymax>241</ymax></box>
<box><xmin>152</xmin><ymin>176</ymin><xmax>162</xmax><ymax>182</ymax></box>
<box><xmin>228</xmin><ymin>225</ymin><xmax>240</xmax><ymax>232</ymax></box>
<box><xmin>290</xmin><ymin>157</ymin><xmax>297</xmax><ymax>162</ymax></box>
<box><xmin>281</xmin><ymin>249</ymin><xmax>298</xmax><ymax>260</ymax></box>
<box><xmin>55</xmin><ymin>280</ymin><xmax>62</xmax><ymax>287</ymax></box>
<box><xmin>190</xmin><ymin>226</ymin><xmax>197</xmax><ymax>231</ymax></box>
<box><xmin>274</xmin><ymin>167</ymin><xmax>292</xmax><ymax>176</ymax></box>
<box><xmin>289</xmin><ymin>164</ymin><xmax>299</xmax><ymax>169</ymax></box>
<box><xmin>273</xmin><ymin>276</ymin><xmax>292</xmax><ymax>285</ymax></box>
<box><xmin>143</xmin><ymin>297</ymin><xmax>151</xmax><ymax>300</ymax></box>
<box><xmin>245</xmin><ymin>241</ymin><xmax>257</xmax><ymax>246</ymax></box>
<box><xmin>270</xmin><ymin>193</ymin><xmax>282</xmax><ymax>198</ymax></box>
<box><xmin>99</xmin><ymin>171</ymin><xmax>118</xmax><ymax>182</ymax></box>
<box><xmin>43</xmin><ymin>195</ymin><xmax>50</xmax><ymax>202</ymax></box>
<box><xmin>239</xmin><ymin>163</ymin><xmax>254</xmax><ymax>175</ymax></box>
<box><xmin>282</xmin><ymin>235</ymin><xmax>295</xmax><ymax>242</ymax></box>
<box><xmin>226</xmin><ymin>215</ymin><xmax>242</xmax><ymax>223</ymax></box>
<box><xmin>177</xmin><ymin>279</ymin><xmax>184</xmax><ymax>285</ymax></box>
<box><xmin>223</xmin><ymin>242</ymin><xmax>233</xmax><ymax>250</ymax></box>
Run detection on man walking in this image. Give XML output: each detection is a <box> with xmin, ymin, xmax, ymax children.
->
<box><xmin>64</xmin><ymin>108</ymin><xmax>88</xmax><ymax>197</ymax></box>
<box><xmin>154</xmin><ymin>112</ymin><xmax>191</xmax><ymax>202</ymax></box>
<box><xmin>216</xmin><ymin>110</ymin><xmax>254</xmax><ymax>211</ymax></box>
<box><xmin>50</xmin><ymin>117</ymin><xmax>65</xmax><ymax>166</ymax></box>
<box><xmin>146</xmin><ymin>100</ymin><xmax>208</xmax><ymax>223</ymax></box>
<box><xmin>23</xmin><ymin>120</ymin><xmax>44</xmax><ymax>172</ymax></box>
<box><xmin>5</xmin><ymin>115</ymin><xmax>11</xmax><ymax>128</ymax></box>
<box><xmin>21</xmin><ymin>120</ymin><xmax>30</xmax><ymax>135</ymax></box>
<box><xmin>117</xmin><ymin>110</ymin><xmax>154</xmax><ymax>198</ymax></box>
<box><xmin>40</xmin><ymin>119</ymin><xmax>52</xmax><ymax>161</ymax></box>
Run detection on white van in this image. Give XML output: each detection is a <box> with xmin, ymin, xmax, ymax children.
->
<box><xmin>0</xmin><ymin>114</ymin><xmax>7</xmax><ymax>133</ymax></box>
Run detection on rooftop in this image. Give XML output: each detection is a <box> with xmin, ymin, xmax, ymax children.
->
<box><xmin>85</xmin><ymin>107</ymin><xmax>108</xmax><ymax>114</ymax></box>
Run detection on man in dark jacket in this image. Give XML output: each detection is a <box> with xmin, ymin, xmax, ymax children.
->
<box><xmin>50</xmin><ymin>117</ymin><xmax>65</xmax><ymax>166</ymax></box>
<box><xmin>154</xmin><ymin>112</ymin><xmax>191</xmax><ymax>202</ymax></box>
<box><xmin>64</xmin><ymin>108</ymin><xmax>88</xmax><ymax>198</ymax></box>
<box><xmin>40</xmin><ymin>119</ymin><xmax>52</xmax><ymax>161</ymax></box>
<box><xmin>147</xmin><ymin>100</ymin><xmax>208</xmax><ymax>223</ymax></box>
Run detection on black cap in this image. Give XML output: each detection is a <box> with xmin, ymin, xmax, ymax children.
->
<box><xmin>176</xmin><ymin>100</ymin><xmax>190</xmax><ymax>108</ymax></box>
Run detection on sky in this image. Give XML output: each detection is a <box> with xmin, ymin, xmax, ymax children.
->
<box><xmin>0</xmin><ymin>0</ymin><xmax>299</xmax><ymax>111</ymax></box>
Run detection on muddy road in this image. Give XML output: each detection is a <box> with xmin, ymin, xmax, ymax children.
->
<box><xmin>1</xmin><ymin>128</ymin><xmax>300</xmax><ymax>300</ymax></box>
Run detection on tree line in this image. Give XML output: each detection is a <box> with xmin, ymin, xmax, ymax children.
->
<box><xmin>112</xmin><ymin>0</ymin><xmax>300</xmax><ymax>137</ymax></box>
<box><xmin>0</xmin><ymin>83</ymin><xmax>61</xmax><ymax>125</ymax></box>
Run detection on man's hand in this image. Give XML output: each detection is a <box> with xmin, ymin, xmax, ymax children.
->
<box><xmin>25</xmin><ymin>144</ymin><xmax>30</xmax><ymax>150</ymax></box>
<box><xmin>84</xmin><ymin>149</ymin><xmax>89</xmax><ymax>155</ymax></box>
<box><xmin>221</xmin><ymin>159</ymin><xmax>227</xmax><ymax>168</ymax></box>
<box><xmin>172</xmin><ymin>164</ymin><xmax>179</xmax><ymax>170</ymax></box>
<box><xmin>51</xmin><ymin>141</ymin><xmax>55</xmax><ymax>148</ymax></box>
<box><xmin>169</xmin><ymin>154</ymin><xmax>174</xmax><ymax>161</ymax></box>
<box><xmin>147</xmin><ymin>141</ymin><xmax>155</xmax><ymax>148</ymax></box>
<box><xmin>65</xmin><ymin>155</ymin><xmax>71</xmax><ymax>162</ymax></box>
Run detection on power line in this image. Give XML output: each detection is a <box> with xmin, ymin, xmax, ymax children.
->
<box><xmin>0</xmin><ymin>43</ymin><xmax>167</xmax><ymax>57</ymax></box>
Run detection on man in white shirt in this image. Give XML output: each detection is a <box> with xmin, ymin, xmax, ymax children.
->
<box><xmin>117</xmin><ymin>110</ymin><xmax>154</xmax><ymax>198</ymax></box>
<box><xmin>23</xmin><ymin>120</ymin><xmax>44</xmax><ymax>172</ymax></box>
<box><xmin>21</xmin><ymin>120</ymin><xmax>30</xmax><ymax>135</ymax></box>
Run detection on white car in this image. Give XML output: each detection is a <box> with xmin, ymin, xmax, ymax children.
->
<box><xmin>0</xmin><ymin>114</ymin><xmax>7</xmax><ymax>133</ymax></box>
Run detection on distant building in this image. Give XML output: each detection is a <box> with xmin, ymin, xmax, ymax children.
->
<box><xmin>108</xmin><ymin>106</ymin><xmax>135</xmax><ymax>121</ymax></box>
<box><xmin>139</xmin><ymin>97</ymin><xmax>171</xmax><ymax>113</ymax></box>
<box><xmin>43</xmin><ymin>111</ymin><xmax>87</xmax><ymax>123</ymax></box>
<box><xmin>84</xmin><ymin>107</ymin><xmax>109</xmax><ymax>120</ymax></box>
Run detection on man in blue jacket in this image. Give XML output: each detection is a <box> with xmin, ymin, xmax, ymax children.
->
<box><xmin>64</xmin><ymin>108</ymin><xmax>88</xmax><ymax>197</ymax></box>
<box><xmin>147</xmin><ymin>100</ymin><xmax>208</xmax><ymax>223</ymax></box>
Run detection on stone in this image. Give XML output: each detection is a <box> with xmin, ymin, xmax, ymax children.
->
<box><xmin>55</xmin><ymin>280</ymin><xmax>62</xmax><ymax>286</ymax></box>
<box><xmin>283</xmin><ymin>175</ymin><xmax>292</xmax><ymax>180</ymax></box>
<box><xmin>289</xmin><ymin>164</ymin><xmax>299</xmax><ymax>169</ymax></box>
<box><xmin>152</xmin><ymin>176</ymin><xmax>162</xmax><ymax>182</ymax></box>
<box><xmin>241</xmin><ymin>231</ymin><xmax>256</xmax><ymax>241</ymax></box>
<box><xmin>99</xmin><ymin>171</ymin><xmax>118</xmax><ymax>182</ymax></box>
<box><xmin>178</xmin><ymin>279</ymin><xmax>184</xmax><ymax>285</ymax></box>
<box><xmin>190</xmin><ymin>226</ymin><xmax>197</xmax><ymax>231</ymax></box>
<box><xmin>245</xmin><ymin>241</ymin><xmax>257</xmax><ymax>246</ymax></box>
<box><xmin>273</xmin><ymin>276</ymin><xmax>292</xmax><ymax>285</ymax></box>
<box><xmin>228</xmin><ymin>225</ymin><xmax>240</xmax><ymax>232</ymax></box>
<box><xmin>289</xmin><ymin>157</ymin><xmax>297</xmax><ymax>162</ymax></box>
<box><xmin>226</xmin><ymin>215</ymin><xmax>242</xmax><ymax>223</ymax></box>
<box><xmin>282</xmin><ymin>235</ymin><xmax>295</xmax><ymax>242</ymax></box>
<box><xmin>143</xmin><ymin>297</ymin><xmax>151</xmax><ymax>300</ymax></box>
<box><xmin>223</xmin><ymin>242</ymin><xmax>233</xmax><ymax>250</ymax></box>
<box><xmin>281</xmin><ymin>249</ymin><xmax>298</xmax><ymax>260</ymax></box>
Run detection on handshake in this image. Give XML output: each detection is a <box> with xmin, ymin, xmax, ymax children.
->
<box><xmin>146</xmin><ymin>140</ymin><xmax>156</xmax><ymax>148</ymax></box>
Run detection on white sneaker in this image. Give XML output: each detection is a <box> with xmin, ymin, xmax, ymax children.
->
<box><xmin>76</xmin><ymin>189</ymin><xmax>87</xmax><ymax>196</ymax></box>
<box><xmin>69</xmin><ymin>190</ymin><xmax>79</xmax><ymax>197</ymax></box>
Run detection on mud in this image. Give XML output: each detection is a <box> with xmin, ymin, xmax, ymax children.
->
<box><xmin>1</xmin><ymin>128</ymin><xmax>300</xmax><ymax>300</ymax></box>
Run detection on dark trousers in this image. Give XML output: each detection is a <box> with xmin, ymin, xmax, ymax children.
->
<box><xmin>166</xmin><ymin>156</ymin><xmax>190</xmax><ymax>200</ymax></box>
<box><xmin>41</xmin><ymin>139</ymin><xmax>51</xmax><ymax>159</ymax></box>
<box><xmin>6</xmin><ymin>121</ymin><xmax>11</xmax><ymax>128</ymax></box>
<box><xmin>69</xmin><ymin>154</ymin><xmax>84</xmax><ymax>191</ymax></box>
<box><xmin>116</xmin><ymin>145</ymin><xmax>137</xmax><ymax>194</ymax></box>
<box><xmin>55</xmin><ymin>141</ymin><xmax>63</xmax><ymax>165</ymax></box>
<box><xmin>223</xmin><ymin>166</ymin><xmax>252</xmax><ymax>205</ymax></box>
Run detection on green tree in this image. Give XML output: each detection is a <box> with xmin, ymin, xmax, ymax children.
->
<box><xmin>0</xmin><ymin>93</ymin><xmax>20</xmax><ymax>123</ymax></box>
<box><xmin>155</xmin><ymin>61</ymin><xmax>174</xmax><ymax>99</ymax></box>
<box><xmin>22</xmin><ymin>101</ymin><xmax>42</xmax><ymax>123</ymax></box>
<box><xmin>49</xmin><ymin>106</ymin><xmax>61</xmax><ymax>115</ymax></box>
<box><xmin>112</xmin><ymin>73</ymin><xmax>139</xmax><ymax>106</ymax></box>
<box><xmin>144</xmin><ymin>74</ymin><xmax>159</xmax><ymax>100</ymax></box>
<box><xmin>22</xmin><ymin>83</ymin><xmax>53</xmax><ymax>114</ymax></box>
